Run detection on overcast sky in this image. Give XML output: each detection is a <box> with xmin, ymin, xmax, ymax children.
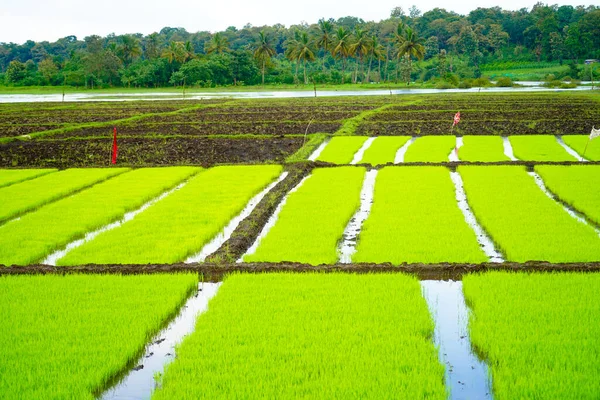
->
<box><xmin>0</xmin><ymin>0</ymin><xmax>594</xmax><ymax>44</ymax></box>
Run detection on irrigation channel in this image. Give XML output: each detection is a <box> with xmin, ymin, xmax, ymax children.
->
<box><xmin>100</xmin><ymin>282</ymin><xmax>221</xmax><ymax>400</ymax></box>
<box><xmin>502</xmin><ymin>136</ymin><xmax>518</xmax><ymax>161</ymax></box>
<box><xmin>556</xmin><ymin>135</ymin><xmax>589</xmax><ymax>161</ymax></box>
<box><xmin>394</xmin><ymin>137</ymin><xmax>416</xmax><ymax>163</ymax></box>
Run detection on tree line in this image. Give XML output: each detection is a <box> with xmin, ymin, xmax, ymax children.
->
<box><xmin>1</xmin><ymin>3</ymin><xmax>599</xmax><ymax>88</ymax></box>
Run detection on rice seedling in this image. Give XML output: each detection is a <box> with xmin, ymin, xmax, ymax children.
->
<box><xmin>0</xmin><ymin>168</ymin><xmax>127</xmax><ymax>224</ymax></box>
<box><xmin>464</xmin><ymin>272</ymin><xmax>600</xmax><ymax>399</ymax></box>
<box><xmin>404</xmin><ymin>136</ymin><xmax>456</xmax><ymax>162</ymax></box>
<box><xmin>509</xmin><ymin>135</ymin><xmax>576</xmax><ymax>161</ymax></box>
<box><xmin>358</xmin><ymin>136</ymin><xmax>411</xmax><ymax>165</ymax></box>
<box><xmin>354</xmin><ymin>167</ymin><xmax>488</xmax><ymax>264</ymax></box>
<box><xmin>243</xmin><ymin>167</ymin><xmax>364</xmax><ymax>264</ymax></box>
<box><xmin>315</xmin><ymin>136</ymin><xmax>368</xmax><ymax>164</ymax></box>
<box><xmin>0</xmin><ymin>168</ymin><xmax>56</xmax><ymax>188</ymax></box>
<box><xmin>0</xmin><ymin>273</ymin><xmax>198</xmax><ymax>400</ymax></box>
<box><xmin>58</xmin><ymin>165</ymin><xmax>282</xmax><ymax>264</ymax></box>
<box><xmin>535</xmin><ymin>165</ymin><xmax>600</xmax><ymax>225</ymax></box>
<box><xmin>459</xmin><ymin>166</ymin><xmax>600</xmax><ymax>262</ymax></box>
<box><xmin>0</xmin><ymin>167</ymin><xmax>200</xmax><ymax>265</ymax></box>
<box><xmin>562</xmin><ymin>135</ymin><xmax>600</xmax><ymax>161</ymax></box>
<box><xmin>458</xmin><ymin>136</ymin><xmax>509</xmax><ymax>162</ymax></box>
<box><xmin>153</xmin><ymin>273</ymin><xmax>446</xmax><ymax>400</ymax></box>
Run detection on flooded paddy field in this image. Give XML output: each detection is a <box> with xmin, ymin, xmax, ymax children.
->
<box><xmin>1</xmin><ymin>91</ymin><xmax>600</xmax><ymax>399</ymax></box>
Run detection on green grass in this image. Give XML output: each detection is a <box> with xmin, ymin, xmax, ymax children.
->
<box><xmin>464</xmin><ymin>272</ymin><xmax>600</xmax><ymax>399</ymax></box>
<box><xmin>285</xmin><ymin>133</ymin><xmax>329</xmax><ymax>162</ymax></box>
<box><xmin>458</xmin><ymin>136</ymin><xmax>509</xmax><ymax>162</ymax></box>
<box><xmin>0</xmin><ymin>168</ymin><xmax>57</xmax><ymax>188</ymax></box>
<box><xmin>153</xmin><ymin>273</ymin><xmax>446</xmax><ymax>400</ymax></box>
<box><xmin>0</xmin><ymin>167</ymin><xmax>200</xmax><ymax>265</ymax></box>
<box><xmin>535</xmin><ymin>165</ymin><xmax>600</xmax><ymax>226</ymax></box>
<box><xmin>0</xmin><ymin>168</ymin><xmax>126</xmax><ymax>224</ymax></box>
<box><xmin>0</xmin><ymin>273</ymin><xmax>198</xmax><ymax>399</ymax></box>
<box><xmin>335</xmin><ymin>103</ymin><xmax>394</xmax><ymax>135</ymax></box>
<box><xmin>58</xmin><ymin>165</ymin><xmax>282</xmax><ymax>264</ymax></box>
<box><xmin>562</xmin><ymin>135</ymin><xmax>600</xmax><ymax>161</ymax></box>
<box><xmin>354</xmin><ymin>167</ymin><xmax>487</xmax><ymax>264</ymax></box>
<box><xmin>358</xmin><ymin>136</ymin><xmax>411</xmax><ymax>165</ymax></box>
<box><xmin>404</xmin><ymin>136</ymin><xmax>456</xmax><ymax>162</ymax></box>
<box><xmin>509</xmin><ymin>135</ymin><xmax>576</xmax><ymax>161</ymax></box>
<box><xmin>244</xmin><ymin>167</ymin><xmax>364</xmax><ymax>264</ymax></box>
<box><xmin>315</xmin><ymin>136</ymin><xmax>368</xmax><ymax>164</ymax></box>
<box><xmin>459</xmin><ymin>166</ymin><xmax>600</xmax><ymax>262</ymax></box>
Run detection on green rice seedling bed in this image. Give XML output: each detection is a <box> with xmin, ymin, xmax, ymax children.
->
<box><xmin>458</xmin><ymin>136</ymin><xmax>509</xmax><ymax>162</ymax></box>
<box><xmin>459</xmin><ymin>166</ymin><xmax>600</xmax><ymax>262</ymax></box>
<box><xmin>354</xmin><ymin>167</ymin><xmax>487</xmax><ymax>264</ymax></box>
<box><xmin>153</xmin><ymin>273</ymin><xmax>446</xmax><ymax>400</ymax></box>
<box><xmin>358</xmin><ymin>136</ymin><xmax>411</xmax><ymax>165</ymax></box>
<box><xmin>404</xmin><ymin>136</ymin><xmax>456</xmax><ymax>162</ymax></box>
<box><xmin>0</xmin><ymin>168</ymin><xmax>56</xmax><ymax>188</ymax></box>
<box><xmin>535</xmin><ymin>165</ymin><xmax>600</xmax><ymax>225</ymax></box>
<box><xmin>509</xmin><ymin>135</ymin><xmax>576</xmax><ymax>161</ymax></box>
<box><xmin>464</xmin><ymin>272</ymin><xmax>600</xmax><ymax>399</ymax></box>
<box><xmin>562</xmin><ymin>135</ymin><xmax>600</xmax><ymax>161</ymax></box>
<box><xmin>244</xmin><ymin>167</ymin><xmax>364</xmax><ymax>264</ymax></box>
<box><xmin>58</xmin><ymin>165</ymin><xmax>282</xmax><ymax>265</ymax></box>
<box><xmin>0</xmin><ymin>167</ymin><xmax>199</xmax><ymax>265</ymax></box>
<box><xmin>0</xmin><ymin>168</ymin><xmax>125</xmax><ymax>224</ymax></box>
<box><xmin>0</xmin><ymin>273</ymin><xmax>198</xmax><ymax>400</ymax></box>
<box><xmin>315</xmin><ymin>136</ymin><xmax>368</xmax><ymax>164</ymax></box>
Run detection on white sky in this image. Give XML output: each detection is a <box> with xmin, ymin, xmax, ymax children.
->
<box><xmin>0</xmin><ymin>0</ymin><xmax>594</xmax><ymax>44</ymax></box>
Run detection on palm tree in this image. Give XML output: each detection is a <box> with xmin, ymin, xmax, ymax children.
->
<box><xmin>368</xmin><ymin>36</ymin><xmax>386</xmax><ymax>83</ymax></box>
<box><xmin>332</xmin><ymin>27</ymin><xmax>351</xmax><ymax>84</ymax></box>
<box><xmin>350</xmin><ymin>28</ymin><xmax>371</xmax><ymax>83</ymax></box>
<box><xmin>144</xmin><ymin>33</ymin><xmax>161</xmax><ymax>60</ymax></box>
<box><xmin>118</xmin><ymin>35</ymin><xmax>142</xmax><ymax>66</ymax></box>
<box><xmin>162</xmin><ymin>41</ymin><xmax>187</xmax><ymax>64</ymax></box>
<box><xmin>253</xmin><ymin>30</ymin><xmax>276</xmax><ymax>85</ymax></box>
<box><xmin>183</xmin><ymin>41</ymin><xmax>195</xmax><ymax>62</ymax></box>
<box><xmin>205</xmin><ymin>32</ymin><xmax>230</xmax><ymax>55</ymax></box>
<box><xmin>395</xmin><ymin>26</ymin><xmax>425</xmax><ymax>85</ymax></box>
<box><xmin>296</xmin><ymin>31</ymin><xmax>316</xmax><ymax>84</ymax></box>
<box><xmin>285</xmin><ymin>30</ymin><xmax>302</xmax><ymax>83</ymax></box>
<box><xmin>315</xmin><ymin>19</ymin><xmax>334</xmax><ymax>72</ymax></box>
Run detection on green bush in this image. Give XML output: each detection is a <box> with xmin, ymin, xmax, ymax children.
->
<box><xmin>496</xmin><ymin>77</ymin><xmax>513</xmax><ymax>87</ymax></box>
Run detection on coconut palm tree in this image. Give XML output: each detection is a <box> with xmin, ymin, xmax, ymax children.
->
<box><xmin>205</xmin><ymin>32</ymin><xmax>230</xmax><ymax>55</ymax></box>
<box><xmin>368</xmin><ymin>36</ymin><xmax>386</xmax><ymax>83</ymax></box>
<box><xmin>253</xmin><ymin>30</ymin><xmax>276</xmax><ymax>85</ymax></box>
<box><xmin>332</xmin><ymin>27</ymin><xmax>351</xmax><ymax>84</ymax></box>
<box><xmin>285</xmin><ymin>30</ymin><xmax>302</xmax><ymax>83</ymax></box>
<box><xmin>118</xmin><ymin>35</ymin><xmax>142</xmax><ymax>66</ymax></box>
<box><xmin>350</xmin><ymin>27</ymin><xmax>371</xmax><ymax>83</ymax></box>
<box><xmin>296</xmin><ymin>31</ymin><xmax>316</xmax><ymax>84</ymax></box>
<box><xmin>315</xmin><ymin>18</ymin><xmax>334</xmax><ymax>72</ymax></box>
<box><xmin>395</xmin><ymin>26</ymin><xmax>425</xmax><ymax>85</ymax></box>
<box><xmin>162</xmin><ymin>41</ymin><xmax>187</xmax><ymax>64</ymax></box>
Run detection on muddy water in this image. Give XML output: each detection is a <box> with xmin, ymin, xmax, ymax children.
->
<box><xmin>338</xmin><ymin>169</ymin><xmax>378</xmax><ymax>263</ymax></box>
<box><xmin>307</xmin><ymin>139</ymin><xmax>330</xmax><ymax>161</ymax></box>
<box><xmin>556</xmin><ymin>135</ymin><xmax>587</xmax><ymax>162</ymax></box>
<box><xmin>43</xmin><ymin>182</ymin><xmax>187</xmax><ymax>266</ymax></box>
<box><xmin>351</xmin><ymin>137</ymin><xmax>376</xmax><ymax>164</ymax></box>
<box><xmin>421</xmin><ymin>280</ymin><xmax>493</xmax><ymax>400</ymax></box>
<box><xmin>394</xmin><ymin>137</ymin><xmax>416</xmax><ymax>163</ymax></box>
<box><xmin>185</xmin><ymin>172</ymin><xmax>288</xmax><ymax>263</ymax></box>
<box><xmin>448</xmin><ymin>137</ymin><xmax>463</xmax><ymax>162</ymax></box>
<box><xmin>239</xmin><ymin>175</ymin><xmax>311</xmax><ymax>262</ymax></box>
<box><xmin>100</xmin><ymin>282</ymin><xmax>221</xmax><ymax>400</ymax></box>
<box><xmin>450</xmin><ymin>171</ymin><xmax>504</xmax><ymax>263</ymax></box>
<box><xmin>502</xmin><ymin>137</ymin><xmax>518</xmax><ymax>161</ymax></box>
<box><xmin>530</xmin><ymin>172</ymin><xmax>600</xmax><ymax>236</ymax></box>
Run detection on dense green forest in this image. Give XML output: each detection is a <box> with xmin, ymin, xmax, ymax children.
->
<box><xmin>1</xmin><ymin>3</ymin><xmax>599</xmax><ymax>88</ymax></box>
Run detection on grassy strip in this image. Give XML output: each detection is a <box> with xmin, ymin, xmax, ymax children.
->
<box><xmin>285</xmin><ymin>133</ymin><xmax>329</xmax><ymax>162</ymax></box>
<box><xmin>0</xmin><ymin>168</ymin><xmax>126</xmax><ymax>224</ymax></box>
<box><xmin>464</xmin><ymin>271</ymin><xmax>600</xmax><ymax>399</ymax></box>
<box><xmin>0</xmin><ymin>168</ymin><xmax>56</xmax><ymax>188</ymax></box>
<box><xmin>0</xmin><ymin>273</ymin><xmax>197</xmax><ymax>400</ymax></box>
<box><xmin>244</xmin><ymin>167</ymin><xmax>364</xmax><ymax>264</ymax></box>
<box><xmin>509</xmin><ymin>135</ymin><xmax>576</xmax><ymax>161</ymax></box>
<box><xmin>58</xmin><ymin>165</ymin><xmax>282</xmax><ymax>264</ymax></box>
<box><xmin>153</xmin><ymin>273</ymin><xmax>446</xmax><ymax>399</ymax></box>
<box><xmin>535</xmin><ymin>165</ymin><xmax>600</xmax><ymax>225</ymax></box>
<box><xmin>316</xmin><ymin>136</ymin><xmax>368</xmax><ymax>164</ymax></box>
<box><xmin>335</xmin><ymin>103</ymin><xmax>395</xmax><ymax>135</ymax></box>
<box><xmin>354</xmin><ymin>167</ymin><xmax>487</xmax><ymax>264</ymax></box>
<box><xmin>459</xmin><ymin>165</ymin><xmax>600</xmax><ymax>262</ymax></box>
<box><xmin>404</xmin><ymin>136</ymin><xmax>456</xmax><ymax>162</ymax></box>
<box><xmin>0</xmin><ymin>167</ymin><xmax>200</xmax><ymax>265</ymax></box>
<box><xmin>458</xmin><ymin>136</ymin><xmax>509</xmax><ymax>162</ymax></box>
<box><xmin>359</xmin><ymin>136</ymin><xmax>411</xmax><ymax>165</ymax></box>
<box><xmin>562</xmin><ymin>135</ymin><xmax>600</xmax><ymax>160</ymax></box>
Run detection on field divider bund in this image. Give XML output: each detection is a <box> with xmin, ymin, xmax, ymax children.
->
<box><xmin>4</xmin><ymin>261</ymin><xmax>600</xmax><ymax>281</ymax></box>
